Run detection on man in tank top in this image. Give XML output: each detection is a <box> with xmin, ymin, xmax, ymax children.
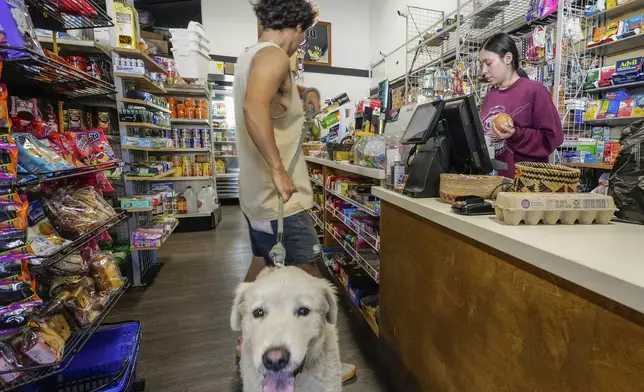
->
<box><xmin>233</xmin><ymin>0</ymin><xmax>356</xmax><ymax>383</ymax></box>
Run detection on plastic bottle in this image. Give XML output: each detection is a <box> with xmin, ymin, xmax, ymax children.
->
<box><xmin>171</xmin><ymin>196</ymin><xmax>179</xmax><ymax>215</ymax></box>
<box><xmin>184</xmin><ymin>186</ymin><xmax>198</xmax><ymax>214</ymax></box>
<box><xmin>391</xmin><ymin>152</ymin><xmax>406</xmax><ymax>188</ymax></box>
<box><xmin>207</xmin><ymin>185</ymin><xmax>219</xmax><ymax>209</ymax></box>
<box><xmin>177</xmin><ymin>194</ymin><xmax>187</xmax><ymax>215</ymax></box>
<box><xmin>198</xmin><ymin>186</ymin><xmax>213</xmax><ymax>213</ymax></box>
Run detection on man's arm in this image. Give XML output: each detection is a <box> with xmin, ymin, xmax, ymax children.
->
<box><xmin>243</xmin><ymin>47</ymin><xmax>295</xmax><ymax>201</ymax></box>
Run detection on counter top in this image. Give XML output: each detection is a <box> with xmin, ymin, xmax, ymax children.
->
<box><xmin>305</xmin><ymin>156</ymin><xmax>386</xmax><ymax>180</ymax></box>
<box><xmin>373</xmin><ymin>186</ymin><xmax>644</xmax><ymax>314</ymax></box>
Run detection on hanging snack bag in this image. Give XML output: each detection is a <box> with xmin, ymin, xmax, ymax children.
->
<box><xmin>97</xmin><ymin>111</ymin><xmax>110</xmax><ymax>131</ymax></box>
<box><xmin>87</xmin><ymin>129</ymin><xmax>116</xmax><ymax>163</ymax></box>
<box><xmin>67</xmin><ymin>109</ymin><xmax>83</xmax><ymax>132</ymax></box>
<box><xmin>0</xmin><ymin>260</ymin><xmax>28</xmax><ymax>282</ymax></box>
<box><xmin>15</xmin><ymin>321</ymin><xmax>64</xmax><ymax>365</ymax></box>
<box><xmin>0</xmin><ymin>341</ymin><xmax>24</xmax><ymax>384</ymax></box>
<box><xmin>0</xmin><ymin>229</ymin><xmax>27</xmax><ymax>253</ymax></box>
<box><xmin>66</xmin><ymin>131</ymin><xmax>94</xmax><ymax>165</ymax></box>
<box><xmin>89</xmin><ymin>254</ymin><xmax>124</xmax><ymax>292</ymax></box>
<box><xmin>13</xmin><ymin>133</ymin><xmax>74</xmax><ymax>174</ymax></box>
<box><xmin>0</xmin><ymin>134</ymin><xmax>18</xmax><ymax>180</ymax></box>
<box><xmin>0</xmin><ymin>281</ymin><xmax>40</xmax><ymax>309</ymax></box>
<box><xmin>0</xmin><ymin>200</ymin><xmax>28</xmax><ymax>230</ymax></box>
<box><xmin>0</xmin><ymin>0</ymin><xmax>45</xmax><ymax>59</ymax></box>
<box><xmin>0</xmin><ymin>83</ymin><xmax>10</xmax><ymax>130</ymax></box>
<box><xmin>48</xmin><ymin>132</ymin><xmax>82</xmax><ymax>167</ymax></box>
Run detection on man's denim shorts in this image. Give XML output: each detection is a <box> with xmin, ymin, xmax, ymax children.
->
<box><xmin>245</xmin><ymin>210</ymin><xmax>322</xmax><ymax>266</ymax></box>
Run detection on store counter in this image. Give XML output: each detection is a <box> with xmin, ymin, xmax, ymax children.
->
<box><xmin>372</xmin><ymin>186</ymin><xmax>644</xmax><ymax>392</ymax></box>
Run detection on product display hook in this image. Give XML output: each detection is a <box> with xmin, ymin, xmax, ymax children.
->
<box><xmin>269</xmin><ymin>106</ymin><xmax>318</xmax><ymax>267</ymax></box>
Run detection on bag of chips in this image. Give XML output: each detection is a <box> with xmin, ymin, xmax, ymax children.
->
<box><xmin>0</xmin><ymin>84</ymin><xmax>10</xmax><ymax>130</ymax></box>
<box><xmin>13</xmin><ymin>133</ymin><xmax>74</xmax><ymax>174</ymax></box>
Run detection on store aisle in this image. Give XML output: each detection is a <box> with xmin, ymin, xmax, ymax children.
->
<box><xmin>108</xmin><ymin>205</ymin><xmax>390</xmax><ymax>392</ymax></box>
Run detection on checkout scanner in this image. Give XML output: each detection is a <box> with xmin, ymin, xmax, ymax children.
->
<box><xmin>400</xmin><ymin>94</ymin><xmax>506</xmax><ymax>198</ymax></box>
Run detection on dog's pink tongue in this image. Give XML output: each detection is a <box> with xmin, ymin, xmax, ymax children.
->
<box><xmin>263</xmin><ymin>373</ymin><xmax>295</xmax><ymax>392</ymax></box>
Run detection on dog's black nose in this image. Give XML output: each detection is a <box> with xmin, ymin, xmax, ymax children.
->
<box><xmin>262</xmin><ymin>347</ymin><xmax>291</xmax><ymax>371</ymax></box>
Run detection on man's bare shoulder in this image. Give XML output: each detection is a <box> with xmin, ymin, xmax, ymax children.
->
<box><xmin>250</xmin><ymin>46</ymin><xmax>289</xmax><ymax>72</ymax></box>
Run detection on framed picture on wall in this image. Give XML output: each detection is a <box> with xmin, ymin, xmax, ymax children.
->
<box><xmin>303</xmin><ymin>21</ymin><xmax>332</xmax><ymax>67</ymax></box>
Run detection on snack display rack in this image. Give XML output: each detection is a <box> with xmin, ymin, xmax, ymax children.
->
<box><xmin>305</xmin><ymin>158</ymin><xmax>383</xmax><ymax>336</ymax></box>
<box><xmin>211</xmin><ymin>75</ymin><xmax>239</xmax><ymax>200</ymax></box>
<box><xmin>0</xmin><ymin>0</ymin><xmax>143</xmax><ymax>389</ymax></box>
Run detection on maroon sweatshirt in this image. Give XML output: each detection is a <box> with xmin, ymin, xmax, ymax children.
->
<box><xmin>480</xmin><ymin>78</ymin><xmax>564</xmax><ymax>178</ymax></box>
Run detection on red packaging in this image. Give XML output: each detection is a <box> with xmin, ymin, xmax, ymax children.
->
<box><xmin>618</xmin><ymin>100</ymin><xmax>633</xmax><ymax>117</ymax></box>
<box><xmin>48</xmin><ymin>132</ymin><xmax>82</xmax><ymax>167</ymax></box>
<box><xmin>66</xmin><ymin>132</ymin><xmax>94</xmax><ymax>165</ymax></box>
<box><xmin>86</xmin><ymin>129</ymin><xmax>116</xmax><ymax>164</ymax></box>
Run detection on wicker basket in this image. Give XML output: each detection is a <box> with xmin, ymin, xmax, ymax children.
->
<box><xmin>302</xmin><ymin>142</ymin><xmax>323</xmax><ymax>156</ymax></box>
<box><xmin>514</xmin><ymin>162</ymin><xmax>581</xmax><ymax>193</ymax></box>
<box><xmin>439</xmin><ymin>174</ymin><xmax>511</xmax><ymax>203</ymax></box>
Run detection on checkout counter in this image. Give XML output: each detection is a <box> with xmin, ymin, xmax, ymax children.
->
<box><xmin>371</xmin><ymin>95</ymin><xmax>644</xmax><ymax>391</ymax></box>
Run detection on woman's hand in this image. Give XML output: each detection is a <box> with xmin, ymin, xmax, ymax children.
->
<box><xmin>491</xmin><ymin>118</ymin><xmax>516</xmax><ymax>140</ymax></box>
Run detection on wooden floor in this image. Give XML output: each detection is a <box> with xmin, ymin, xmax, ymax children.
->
<box><xmin>108</xmin><ymin>205</ymin><xmax>390</xmax><ymax>392</ymax></box>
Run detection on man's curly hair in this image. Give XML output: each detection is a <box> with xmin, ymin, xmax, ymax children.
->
<box><xmin>253</xmin><ymin>0</ymin><xmax>318</xmax><ymax>31</ymax></box>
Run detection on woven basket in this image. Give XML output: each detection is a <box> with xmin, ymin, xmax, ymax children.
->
<box><xmin>514</xmin><ymin>162</ymin><xmax>581</xmax><ymax>193</ymax></box>
<box><xmin>439</xmin><ymin>174</ymin><xmax>510</xmax><ymax>204</ymax></box>
<box><xmin>327</xmin><ymin>142</ymin><xmax>354</xmax><ymax>161</ymax></box>
<box><xmin>302</xmin><ymin>142</ymin><xmax>323</xmax><ymax>156</ymax></box>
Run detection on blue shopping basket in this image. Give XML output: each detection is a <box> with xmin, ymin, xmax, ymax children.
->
<box><xmin>29</xmin><ymin>321</ymin><xmax>141</xmax><ymax>392</ymax></box>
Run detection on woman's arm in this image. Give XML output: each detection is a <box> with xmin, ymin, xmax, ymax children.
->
<box><xmin>506</xmin><ymin>87</ymin><xmax>564</xmax><ymax>159</ymax></box>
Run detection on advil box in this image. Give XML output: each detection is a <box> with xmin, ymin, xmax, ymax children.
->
<box><xmin>612</xmin><ymin>57</ymin><xmax>644</xmax><ymax>85</ymax></box>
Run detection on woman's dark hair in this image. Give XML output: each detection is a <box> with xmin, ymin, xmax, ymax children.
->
<box><xmin>482</xmin><ymin>32</ymin><xmax>520</xmax><ymax>72</ymax></box>
<box><xmin>253</xmin><ymin>0</ymin><xmax>317</xmax><ymax>31</ymax></box>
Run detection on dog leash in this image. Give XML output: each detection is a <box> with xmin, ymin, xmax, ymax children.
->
<box><xmin>268</xmin><ymin>106</ymin><xmax>318</xmax><ymax>267</ymax></box>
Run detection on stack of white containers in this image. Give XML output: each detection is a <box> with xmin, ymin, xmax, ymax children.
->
<box><xmin>169</xmin><ymin>21</ymin><xmax>210</xmax><ymax>80</ymax></box>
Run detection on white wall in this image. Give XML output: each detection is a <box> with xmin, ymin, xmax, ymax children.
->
<box><xmin>201</xmin><ymin>0</ymin><xmax>372</xmax><ymax>102</ymax></box>
<box><xmin>369</xmin><ymin>0</ymin><xmax>459</xmax><ymax>86</ymax></box>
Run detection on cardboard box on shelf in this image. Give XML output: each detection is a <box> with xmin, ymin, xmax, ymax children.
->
<box><xmin>141</xmin><ymin>31</ymin><xmax>165</xmax><ymax>41</ymax></box>
<box><xmin>224</xmin><ymin>62</ymin><xmax>235</xmax><ymax>75</ymax></box>
<box><xmin>147</xmin><ymin>39</ymin><xmax>169</xmax><ymax>55</ymax></box>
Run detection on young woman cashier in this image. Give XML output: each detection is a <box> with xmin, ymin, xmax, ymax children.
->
<box><xmin>479</xmin><ymin>33</ymin><xmax>564</xmax><ymax>178</ymax></box>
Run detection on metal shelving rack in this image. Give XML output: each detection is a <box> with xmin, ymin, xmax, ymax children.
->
<box><xmin>157</xmin><ymin>85</ymin><xmax>221</xmax><ymax>222</ymax></box>
<box><xmin>210</xmin><ymin>74</ymin><xmax>239</xmax><ymax>199</ymax></box>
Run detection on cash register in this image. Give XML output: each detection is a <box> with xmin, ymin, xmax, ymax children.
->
<box><xmin>400</xmin><ymin>94</ymin><xmax>505</xmax><ymax>199</ymax></box>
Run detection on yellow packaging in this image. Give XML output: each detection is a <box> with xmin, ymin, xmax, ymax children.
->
<box><xmin>173</xmin><ymin>165</ymin><xmax>183</xmax><ymax>177</ymax></box>
<box><xmin>584</xmin><ymin>100</ymin><xmax>602</xmax><ymax>121</ymax></box>
<box><xmin>215</xmin><ymin>159</ymin><xmax>226</xmax><ymax>174</ymax></box>
<box><xmin>114</xmin><ymin>2</ymin><xmax>138</xmax><ymax>50</ymax></box>
<box><xmin>606</xmin><ymin>0</ymin><xmax>617</xmax><ymax>9</ymax></box>
<box><xmin>202</xmin><ymin>162</ymin><xmax>212</xmax><ymax>176</ymax></box>
<box><xmin>596</xmin><ymin>99</ymin><xmax>610</xmax><ymax>119</ymax></box>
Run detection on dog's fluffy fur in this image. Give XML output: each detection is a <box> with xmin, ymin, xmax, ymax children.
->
<box><xmin>231</xmin><ymin>267</ymin><xmax>342</xmax><ymax>392</ymax></box>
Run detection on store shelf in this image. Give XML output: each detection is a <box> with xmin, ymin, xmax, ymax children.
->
<box><xmin>309</xmin><ymin>209</ymin><xmax>324</xmax><ymax>228</ymax></box>
<box><xmin>217</xmin><ymin>173</ymin><xmax>239</xmax><ymax>178</ymax></box>
<box><xmin>213</xmin><ymin>141</ymin><xmax>237</xmax><ymax>144</ymax></box>
<box><xmin>312</xmin><ymin>200</ymin><xmax>323</xmax><ymax>210</ymax></box>
<box><xmin>585</xmin><ymin>33</ymin><xmax>644</xmax><ymax>56</ymax></box>
<box><xmin>130</xmin><ymin>221</ymin><xmax>179</xmax><ymax>251</ymax></box>
<box><xmin>213</xmin><ymin>128</ymin><xmax>235</xmax><ymax>131</ymax></box>
<box><xmin>562</xmin><ymin>162</ymin><xmax>614</xmax><ymax>170</ymax></box>
<box><xmin>326</xmin><ymin>204</ymin><xmax>380</xmax><ymax>252</ymax></box>
<box><xmin>18</xmin><ymin>161</ymin><xmax>123</xmax><ymax>186</ymax></box>
<box><xmin>124</xmin><ymin>207</ymin><xmax>154</xmax><ymax>213</ymax></box>
<box><xmin>219</xmin><ymin>193</ymin><xmax>240</xmax><ymax>199</ymax></box>
<box><xmin>0</xmin><ymin>281</ymin><xmax>130</xmax><ymax>391</ymax></box>
<box><xmin>305</xmin><ymin>156</ymin><xmax>386</xmax><ymax>180</ymax></box>
<box><xmin>325</xmin><ymin>225</ymin><xmax>380</xmax><ymax>284</ymax></box>
<box><xmin>1</xmin><ymin>47</ymin><xmax>117</xmax><ymax>99</ymax></box>
<box><xmin>309</xmin><ymin>176</ymin><xmax>324</xmax><ymax>186</ymax></box>
<box><xmin>215</xmin><ymin>155</ymin><xmax>238</xmax><ymax>158</ymax></box>
<box><xmin>122</xmin><ymin>146</ymin><xmax>209</xmax><ymax>152</ymax></box>
<box><xmin>37</xmin><ymin>36</ymin><xmax>111</xmax><ymax>56</ymax></box>
<box><xmin>585</xmin><ymin>80</ymin><xmax>644</xmax><ymax>93</ymax></box>
<box><xmin>119</xmin><ymin>122</ymin><xmax>170</xmax><ymax>130</ymax></box>
<box><xmin>113</xmin><ymin>72</ymin><xmax>166</xmax><ymax>94</ymax></box>
<box><xmin>125</xmin><ymin>169</ymin><xmax>176</xmax><ymax>181</ymax></box>
<box><xmin>326</xmin><ymin>187</ymin><xmax>379</xmax><ymax>217</ymax></box>
<box><xmin>163</xmin><ymin>86</ymin><xmax>210</xmax><ymax>97</ymax></box>
<box><xmin>316</xmin><ymin>257</ymin><xmax>379</xmax><ymax>338</ymax></box>
<box><xmin>149</xmin><ymin>176</ymin><xmax>213</xmax><ymax>182</ymax></box>
<box><xmin>32</xmin><ymin>213</ymin><xmax>128</xmax><ymax>271</ymax></box>
<box><xmin>170</xmin><ymin>118</ymin><xmax>211</xmax><ymax>126</ymax></box>
<box><xmin>587</xmin><ymin>0</ymin><xmax>644</xmax><ymax>19</ymax></box>
<box><xmin>175</xmin><ymin>209</ymin><xmax>216</xmax><ymax>218</ymax></box>
<box><xmin>27</xmin><ymin>0</ymin><xmax>114</xmax><ymax>30</ymax></box>
<box><xmin>584</xmin><ymin>116</ymin><xmax>644</xmax><ymax>126</ymax></box>
<box><xmin>112</xmin><ymin>48</ymin><xmax>166</xmax><ymax>73</ymax></box>
<box><xmin>120</xmin><ymin>98</ymin><xmax>171</xmax><ymax>113</ymax></box>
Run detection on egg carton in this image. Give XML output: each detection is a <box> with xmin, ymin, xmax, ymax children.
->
<box><xmin>493</xmin><ymin>193</ymin><xmax>616</xmax><ymax>225</ymax></box>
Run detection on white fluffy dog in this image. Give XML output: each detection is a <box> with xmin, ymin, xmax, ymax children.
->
<box><xmin>231</xmin><ymin>267</ymin><xmax>342</xmax><ymax>392</ymax></box>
